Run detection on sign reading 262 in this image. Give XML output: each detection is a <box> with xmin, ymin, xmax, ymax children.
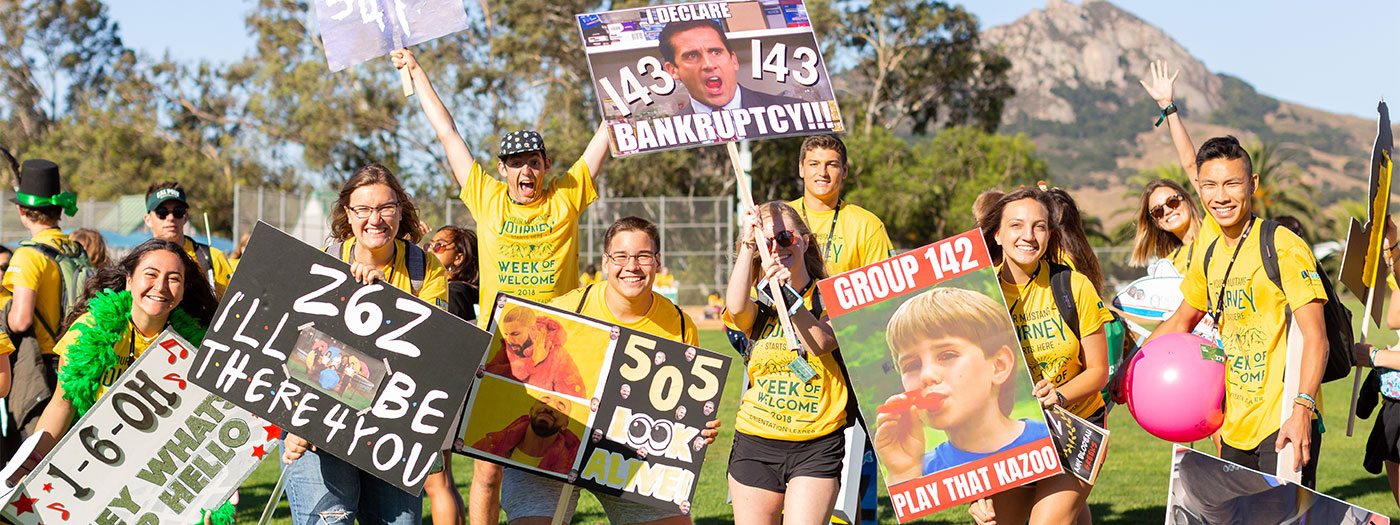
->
<box><xmin>616</xmin><ymin>336</ymin><xmax>721</xmax><ymax>412</ymax></box>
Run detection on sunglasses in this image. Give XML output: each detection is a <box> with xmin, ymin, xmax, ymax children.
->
<box><xmin>153</xmin><ymin>207</ymin><xmax>188</xmax><ymax>220</ymax></box>
<box><xmin>424</xmin><ymin>241</ymin><xmax>453</xmax><ymax>253</ymax></box>
<box><xmin>765</xmin><ymin>230</ymin><xmax>799</xmax><ymax>248</ymax></box>
<box><xmin>1149</xmin><ymin>194</ymin><xmax>1185</xmax><ymax>220</ymax></box>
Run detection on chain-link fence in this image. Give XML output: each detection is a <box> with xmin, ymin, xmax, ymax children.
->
<box><xmin>236</xmin><ymin>186</ymin><xmax>736</xmax><ymax>306</ymax></box>
<box><xmin>0</xmin><ymin>191</ymin><xmax>144</xmax><ymax>247</ymax></box>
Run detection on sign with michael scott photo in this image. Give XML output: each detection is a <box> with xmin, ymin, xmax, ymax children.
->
<box><xmin>456</xmin><ymin>295</ymin><xmax>730</xmax><ymax>514</ymax></box>
<box><xmin>190</xmin><ymin>222</ymin><xmax>491</xmax><ymax>494</ymax></box>
<box><xmin>819</xmin><ymin>230</ymin><xmax>1061</xmax><ymax>522</ymax></box>
<box><xmin>576</xmin><ymin>0</ymin><xmax>843</xmax><ymax>156</ymax></box>
<box><xmin>1</xmin><ymin>332</ymin><xmax>277</xmax><ymax>525</ymax></box>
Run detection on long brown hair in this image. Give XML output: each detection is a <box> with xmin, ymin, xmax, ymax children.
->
<box><xmin>739</xmin><ymin>201</ymin><xmax>828</xmax><ymax>286</ymax></box>
<box><xmin>434</xmin><ymin>225</ymin><xmax>478</xmax><ymax>285</ymax></box>
<box><xmin>329</xmin><ymin>164</ymin><xmax>425</xmax><ymax>244</ymax></box>
<box><xmin>978</xmin><ymin>187</ymin><xmax>1061</xmax><ymax>267</ymax></box>
<box><xmin>71</xmin><ymin>228</ymin><xmax>110</xmax><ymax>269</ymax></box>
<box><xmin>1044</xmin><ymin>188</ymin><xmax>1104</xmax><ymax>295</ymax></box>
<box><xmin>62</xmin><ymin>239</ymin><xmax>219</xmax><ymax>332</ymax></box>
<box><xmin>1130</xmin><ymin>179</ymin><xmax>1201</xmax><ymax>267</ymax></box>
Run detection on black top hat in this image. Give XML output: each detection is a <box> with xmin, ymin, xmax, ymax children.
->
<box><xmin>11</xmin><ymin>159</ymin><xmax>77</xmax><ymax>215</ymax></box>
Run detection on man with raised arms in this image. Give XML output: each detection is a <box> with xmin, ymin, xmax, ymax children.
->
<box><xmin>394</xmin><ymin>48</ymin><xmax>612</xmax><ymax>525</ymax></box>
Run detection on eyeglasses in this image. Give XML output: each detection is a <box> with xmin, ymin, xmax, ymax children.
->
<box><xmin>766</xmin><ymin>230</ymin><xmax>799</xmax><ymax>248</ymax></box>
<box><xmin>346</xmin><ymin>202</ymin><xmax>400</xmax><ymax>219</ymax></box>
<box><xmin>424</xmin><ymin>241</ymin><xmax>453</xmax><ymax>253</ymax></box>
<box><xmin>153</xmin><ymin>207</ymin><xmax>188</xmax><ymax>220</ymax></box>
<box><xmin>1150</xmin><ymin>194</ymin><xmax>1185</xmax><ymax>220</ymax></box>
<box><xmin>606</xmin><ymin>251</ymin><xmax>658</xmax><ymax>266</ymax></box>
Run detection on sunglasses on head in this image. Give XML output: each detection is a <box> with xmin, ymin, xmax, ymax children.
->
<box><xmin>153</xmin><ymin>207</ymin><xmax>188</xmax><ymax>220</ymax></box>
<box><xmin>1150</xmin><ymin>194</ymin><xmax>1185</xmax><ymax>220</ymax></box>
<box><xmin>766</xmin><ymin>230</ymin><xmax>799</xmax><ymax>248</ymax></box>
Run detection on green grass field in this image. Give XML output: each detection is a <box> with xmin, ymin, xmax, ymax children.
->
<box><xmin>232</xmin><ymin>303</ymin><xmax>1400</xmax><ymax>523</ymax></box>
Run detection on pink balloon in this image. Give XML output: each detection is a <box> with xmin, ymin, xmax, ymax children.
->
<box><xmin>1126</xmin><ymin>332</ymin><xmax>1226</xmax><ymax>442</ymax></box>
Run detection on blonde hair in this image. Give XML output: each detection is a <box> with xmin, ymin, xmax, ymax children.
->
<box><xmin>886</xmin><ymin>287</ymin><xmax>1019</xmax><ymax>415</ymax></box>
<box><xmin>1130</xmin><ymin>179</ymin><xmax>1202</xmax><ymax>267</ymax></box>
<box><xmin>739</xmin><ymin>201</ymin><xmax>828</xmax><ymax>285</ymax></box>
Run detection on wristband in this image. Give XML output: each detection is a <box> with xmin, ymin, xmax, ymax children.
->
<box><xmin>1296</xmin><ymin>392</ymin><xmax>1317</xmax><ymax>407</ymax></box>
<box><xmin>781</xmin><ymin>284</ymin><xmax>803</xmax><ymax>316</ymax></box>
<box><xmin>1055</xmin><ymin>392</ymin><xmax>1067</xmax><ymax>407</ymax></box>
<box><xmin>1373</xmin><ymin>346</ymin><xmax>1383</xmax><ymax>366</ymax></box>
<box><xmin>1154</xmin><ymin>103</ymin><xmax>1177</xmax><ymax>128</ymax></box>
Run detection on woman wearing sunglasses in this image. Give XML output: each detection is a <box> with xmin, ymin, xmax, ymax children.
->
<box><xmin>723</xmin><ymin>201</ymin><xmax>850</xmax><ymax>524</ymax></box>
<box><xmin>427</xmin><ymin>225</ymin><xmax>480</xmax><ymax>324</ymax></box>
<box><xmin>1129</xmin><ymin>180</ymin><xmax>1202</xmax><ymax>273</ymax></box>
<box><xmin>970</xmin><ymin>188</ymin><xmax>1111</xmax><ymax>525</ymax></box>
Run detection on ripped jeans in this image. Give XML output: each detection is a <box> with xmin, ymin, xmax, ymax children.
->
<box><xmin>284</xmin><ymin>449</ymin><xmax>422</xmax><ymax>525</ymax></box>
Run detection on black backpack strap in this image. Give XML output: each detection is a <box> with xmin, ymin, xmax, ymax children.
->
<box><xmin>1258</xmin><ymin>220</ymin><xmax>1284</xmax><ymax>293</ymax></box>
<box><xmin>1047</xmin><ymin>262</ymin><xmax>1081</xmax><ymax>341</ymax></box>
<box><xmin>674</xmin><ymin>302</ymin><xmax>691</xmax><ymax>343</ymax></box>
<box><xmin>324</xmin><ymin>240</ymin><xmax>346</xmax><ymax>260</ymax></box>
<box><xmin>191</xmin><ymin>240</ymin><xmax>214</xmax><ymax>275</ymax></box>
<box><xmin>402</xmin><ymin>241</ymin><xmax>427</xmax><ymax>295</ymax></box>
<box><xmin>576</xmin><ymin>284</ymin><xmax>594</xmax><ymax>313</ymax></box>
<box><xmin>18</xmin><ymin>242</ymin><xmax>62</xmax><ymax>341</ymax></box>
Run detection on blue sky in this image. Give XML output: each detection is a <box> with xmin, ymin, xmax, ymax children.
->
<box><xmin>106</xmin><ymin>0</ymin><xmax>1400</xmax><ymax>120</ymax></box>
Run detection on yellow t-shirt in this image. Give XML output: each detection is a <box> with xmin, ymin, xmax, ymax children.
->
<box><xmin>183</xmin><ymin>238</ymin><xmax>234</xmax><ymax>299</ymax></box>
<box><xmin>999</xmin><ymin>261</ymin><xmax>1113</xmax><ymax>418</ymax></box>
<box><xmin>725</xmin><ymin>283</ymin><xmax>848</xmax><ymax>441</ymax></box>
<box><xmin>54</xmin><ymin>312</ymin><xmax>160</xmax><ymax>399</ymax></box>
<box><xmin>333</xmin><ymin>238</ymin><xmax>449</xmax><ymax>309</ymax></box>
<box><xmin>790</xmin><ymin>199</ymin><xmax>895</xmax><ymax>275</ymax></box>
<box><xmin>549</xmin><ymin>285</ymin><xmax>698</xmax><ymax>346</ymax></box>
<box><xmin>4</xmin><ymin>229</ymin><xmax>83</xmax><ymax>354</ymax></box>
<box><xmin>461</xmin><ymin>160</ymin><xmax>596</xmax><ymax>323</ymax></box>
<box><xmin>1168</xmin><ymin>242</ymin><xmax>1195</xmax><ymax>275</ymax></box>
<box><xmin>1181</xmin><ymin>217</ymin><xmax>1327</xmax><ymax>449</ymax></box>
<box><xmin>509</xmin><ymin>447</ymin><xmax>545</xmax><ymax>468</ymax></box>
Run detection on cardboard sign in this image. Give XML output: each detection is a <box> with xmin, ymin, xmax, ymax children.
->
<box><xmin>1167</xmin><ymin>445</ymin><xmax>1389</xmax><ymax>524</ymax></box>
<box><xmin>313</xmin><ymin>0</ymin><xmax>469</xmax><ymax>72</ymax></box>
<box><xmin>190</xmin><ymin>222</ymin><xmax>490</xmax><ymax>494</ymax></box>
<box><xmin>575</xmin><ymin>0</ymin><xmax>844</xmax><ymax>156</ymax></box>
<box><xmin>819</xmin><ymin>231</ymin><xmax>1061</xmax><ymax>522</ymax></box>
<box><xmin>1043</xmin><ymin>406</ymin><xmax>1108</xmax><ymax>485</ymax></box>
<box><xmin>1</xmin><ymin>332</ymin><xmax>277</xmax><ymax>525</ymax></box>
<box><xmin>456</xmin><ymin>296</ymin><xmax>730</xmax><ymax>514</ymax></box>
<box><xmin>1340</xmin><ymin>101</ymin><xmax>1394</xmax><ymax>326</ymax></box>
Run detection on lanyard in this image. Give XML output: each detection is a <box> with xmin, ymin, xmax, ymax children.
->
<box><xmin>1209</xmin><ymin>219</ymin><xmax>1254</xmax><ymax>326</ymax></box>
<box><xmin>1005</xmin><ymin>262</ymin><xmax>1042</xmax><ymax>313</ymax></box>
<box><xmin>801</xmin><ymin>199</ymin><xmax>842</xmax><ymax>263</ymax></box>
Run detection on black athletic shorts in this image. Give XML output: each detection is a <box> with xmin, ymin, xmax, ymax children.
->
<box><xmin>729</xmin><ymin>430</ymin><xmax>846</xmax><ymax>493</ymax></box>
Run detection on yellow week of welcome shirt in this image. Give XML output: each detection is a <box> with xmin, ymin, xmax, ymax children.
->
<box><xmin>1181</xmin><ymin>217</ymin><xmax>1327</xmax><ymax>449</ymax></box>
<box><xmin>4</xmin><ymin>229</ymin><xmax>82</xmax><ymax>354</ymax></box>
<box><xmin>725</xmin><ymin>284</ymin><xmax>848</xmax><ymax>441</ymax></box>
<box><xmin>461</xmin><ymin>160</ymin><xmax>596</xmax><ymax>324</ymax></box>
<box><xmin>184</xmin><ymin>238</ymin><xmax>234</xmax><ymax>298</ymax></box>
<box><xmin>333</xmin><ymin>237</ymin><xmax>449</xmax><ymax>309</ymax></box>
<box><xmin>1000</xmin><ymin>261</ymin><xmax>1113</xmax><ymax>419</ymax></box>
<box><xmin>790</xmin><ymin>199</ymin><xmax>895</xmax><ymax>275</ymax></box>
<box><xmin>55</xmin><ymin>312</ymin><xmax>159</xmax><ymax>399</ymax></box>
<box><xmin>550</xmin><ymin>285</ymin><xmax>698</xmax><ymax>346</ymax></box>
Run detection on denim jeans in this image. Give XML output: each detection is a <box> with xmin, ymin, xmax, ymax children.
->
<box><xmin>283</xmin><ymin>448</ymin><xmax>422</xmax><ymax>524</ymax></box>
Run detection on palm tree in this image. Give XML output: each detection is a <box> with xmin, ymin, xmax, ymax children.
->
<box><xmin>1249</xmin><ymin>140</ymin><xmax>1321</xmax><ymax>235</ymax></box>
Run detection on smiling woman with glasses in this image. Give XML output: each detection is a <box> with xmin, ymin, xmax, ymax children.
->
<box><xmin>1130</xmin><ymin>179</ymin><xmax>1203</xmax><ymax>273</ymax></box>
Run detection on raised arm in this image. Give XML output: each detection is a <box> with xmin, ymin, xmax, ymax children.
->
<box><xmin>1140</xmin><ymin>59</ymin><xmax>1199</xmax><ymax>185</ymax></box>
<box><xmin>393</xmin><ymin>48</ymin><xmax>476</xmax><ymax>188</ymax></box>
<box><xmin>580</xmin><ymin>122</ymin><xmax>612</xmax><ymax>181</ymax></box>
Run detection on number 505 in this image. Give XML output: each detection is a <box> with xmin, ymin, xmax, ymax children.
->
<box><xmin>617</xmin><ymin>337</ymin><xmax>722</xmax><ymax>412</ymax></box>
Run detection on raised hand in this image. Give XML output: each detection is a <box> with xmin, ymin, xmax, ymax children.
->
<box><xmin>1139</xmin><ymin>59</ymin><xmax>1179</xmax><ymax>109</ymax></box>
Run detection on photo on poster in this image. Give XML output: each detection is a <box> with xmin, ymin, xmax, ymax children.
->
<box><xmin>821</xmin><ymin>231</ymin><xmax>1060</xmax><ymax>522</ymax></box>
<box><xmin>1166</xmin><ymin>445</ymin><xmax>1389</xmax><ymax>524</ymax></box>
<box><xmin>460</xmin><ymin>375</ymin><xmax>590</xmax><ymax>477</ymax></box>
<box><xmin>575</xmin><ymin>0</ymin><xmax>843</xmax><ymax>156</ymax></box>
<box><xmin>482</xmin><ymin>300</ymin><xmax>615</xmax><ymax>402</ymax></box>
<box><xmin>286</xmin><ymin>327</ymin><xmax>387</xmax><ymax>411</ymax></box>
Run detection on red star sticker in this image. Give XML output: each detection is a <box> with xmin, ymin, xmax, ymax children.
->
<box><xmin>41</xmin><ymin>483</ymin><xmax>52</xmax><ymax>492</ymax></box>
<box><xmin>9</xmin><ymin>494</ymin><xmax>36</xmax><ymax>515</ymax></box>
<box><xmin>262</xmin><ymin>424</ymin><xmax>282</xmax><ymax>442</ymax></box>
<box><xmin>251</xmin><ymin>444</ymin><xmax>268</xmax><ymax>460</ymax></box>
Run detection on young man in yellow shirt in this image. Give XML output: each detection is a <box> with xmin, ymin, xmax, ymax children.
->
<box><xmin>788</xmin><ymin>135</ymin><xmax>894</xmax><ymax>275</ymax></box>
<box><xmin>143</xmin><ymin>182</ymin><xmax>233</xmax><ymax>298</ymax></box>
<box><xmin>1147</xmin><ymin>137</ymin><xmax>1329</xmax><ymax>487</ymax></box>
<box><xmin>395</xmin><ymin>48</ymin><xmax>613</xmax><ymax>525</ymax></box>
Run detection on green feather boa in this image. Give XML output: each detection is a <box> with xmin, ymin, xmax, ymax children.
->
<box><xmin>58</xmin><ymin>290</ymin><xmax>207</xmax><ymax>419</ymax></box>
<box><xmin>197</xmin><ymin>501</ymin><xmax>236</xmax><ymax>525</ymax></box>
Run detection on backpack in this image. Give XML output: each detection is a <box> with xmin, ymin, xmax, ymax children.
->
<box><xmin>1203</xmin><ymin>219</ymin><xmax>1355</xmax><ymax>383</ymax></box>
<box><xmin>18</xmin><ymin>240</ymin><xmax>96</xmax><ymax>340</ymax></box>
<box><xmin>1046</xmin><ymin>262</ymin><xmax>1082</xmax><ymax>340</ymax></box>
<box><xmin>324</xmin><ymin>239</ymin><xmax>427</xmax><ymax>295</ymax></box>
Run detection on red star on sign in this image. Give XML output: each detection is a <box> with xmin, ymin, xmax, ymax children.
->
<box><xmin>41</xmin><ymin>483</ymin><xmax>52</xmax><ymax>492</ymax></box>
<box><xmin>9</xmin><ymin>494</ymin><xmax>36</xmax><ymax>515</ymax></box>
<box><xmin>263</xmin><ymin>424</ymin><xmax>282</xmax><ymax>442</ymax></box>
<box><xmin>251</xmin><ymin>445</ymin><xmax>268</xmax><ymax>460</ymax></box>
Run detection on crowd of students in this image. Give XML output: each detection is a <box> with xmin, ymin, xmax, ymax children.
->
<box><xmin>0</xmin><ymin>52</ymin><xmax>1390</xmax><ymax>525</ymax></box>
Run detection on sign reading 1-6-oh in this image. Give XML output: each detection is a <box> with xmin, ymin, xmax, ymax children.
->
<box><xmin>576</xmin><ymin>0</ymin><xmax>843</xmax><ymax>156</ymax></box>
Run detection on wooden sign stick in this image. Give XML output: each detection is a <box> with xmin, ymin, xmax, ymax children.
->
<box><xmin>1276</xmin><ymin>321</ymin><xmax>1304</xmax><ymax>483</ymax></box>
<box><xmin>1349</xmin><ymin>281</ymin><xmax>1380</xmax><ymax>436</ymax></box>
<box><xmin>395</xmin><ymin>48</ymin><xmax>415</xmax><ymax>97</ymax></box>
<box><xmin>549</xmin><ymin>486</ymin><xmax>572</xmax><ymax>525</ymax></box>
<box><xmin>726</xmin><ymin>141</ymin><xmax>803</xmax><ymax>354</ymax></box>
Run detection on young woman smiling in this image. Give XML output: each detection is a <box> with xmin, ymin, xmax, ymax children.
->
<box><xmin>970</xmin><ymin>188</ymin><xmax>1111</xmax><ymax>525</ymax></box>
<box><xmin>1130</xmin><ymin>179</ymin><xmax>1203</xmax><ymax>273</ymax></box>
